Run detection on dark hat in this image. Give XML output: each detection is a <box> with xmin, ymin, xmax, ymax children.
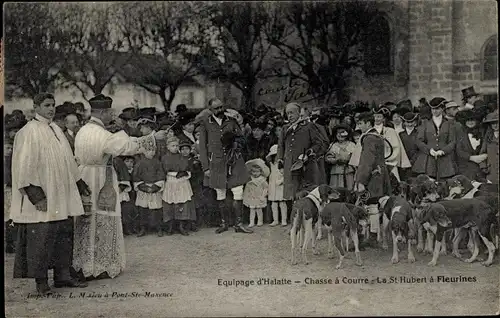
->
<box><xmin>429</xmin><ymin>97</ymin><xmax>447</xmax><ymax>109</ymax></box>
<box><xmin>397</xmin><ymin>99</ymin><xmax>413</xmax><ymax>109</ymax></box>
<box><xmin>402</xmin><ymin>112</ymin><xmax>419</xmax><ymax>122</ymax></box>
<box><xmin>89</xmin><ymin>94</ymin><xmax>113</xmax><ymax>109</ymax></box>
<box><xmin>461</xmin><ymin>86</ymin><xmax>479</xmax><ymax>100</ymax></box>
<box><xmin>179</xmin><ymin>140</ymin><xmax>192</xmax><ymax>149</ymax></box>
<box><xmin>137</xmin><ymin>107</ymin><xmax>158</xmax><ymax>118</ymax></box>
<box><xmin>178</xmin><ymin>111</ymin><xmax>197</xmax><ymax>126</ymax></box>
<box><xmin>383</xmin><ymin>102</ymin><xmax>397</xmax><ymax>112</ymax></box>
<box><xmin>351</xmin><ymin>103</ymin><xmax>371</xmax><ymax>114</ymax></box>
<box><xmin>483</xmin><ymin>110</ymin><xmax>498</xmax><ymax>124</ymax></box>
<box><xmin>456</xmin><ymin>109</ymin><xmax>483</xmax><ymax>123</ymax></box>
<box><xmin>392</xmin><ymin>106</ymin><xmax>411</xmax><ymax>117</ymax></box>
<box><xmin>119</xmin><ymin>108</ymin><xmax>138</xmax><ymax>121</ymax></box>
<box><xmin>331</xmin><ymin>123</ymin><xmax>352</xmax><ymax>138</ymax></box>
<box><xmin>250</xmin><ymin>119</ymin><xmax>268</xmax><ymax>131</ymax></box>
<box><xmin>373</xmin><ymin>104</ymin><xmax>391</xmax><ymax>117</ymax></box>
<box><xmin>175</xmin><ymin>104</ymin><xmax>188</xmax><ymax>114</ymax></box>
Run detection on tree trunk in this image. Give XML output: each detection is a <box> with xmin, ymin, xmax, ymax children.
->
<box><xmin>242</xmin><ymin>82</ymin><xmax>256</xmax><ymax>113</ymax></box>
<box><xmin>160</xmin><ymin>89</ymin><xmax>169</xmax><ymax>112</ymax></box>
<box><xmin>162</xmin><ymin>85</ymin><xmax>178</xmax><ymax>113</ymax></box>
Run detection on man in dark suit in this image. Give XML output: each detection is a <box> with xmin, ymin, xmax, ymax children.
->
<box><xmin>64</xmin><ymin>113</ymin><xmax>80</xmax><ymax>154</ymax></box>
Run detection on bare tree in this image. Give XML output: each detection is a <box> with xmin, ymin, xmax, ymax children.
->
<box><xmin>205</xmin><ymin>2</ymin><xmax>279</xmax><ymax>112</ymax></box>
<box><xmin>4</xmin><ymin>3</ymin><xmax>65</xmax><ymax>98</ymax></box>
<box><xmin>266</xmin><ymin>1</ymin><xmax>378</xmax><ymax>104</ymax></box>
<box><xmin>118</xmin><ymin>2</ymin><xmax>213</xmax><ymax>110</ymax></box>
<box><xmin>57</xmin><ymin>3</ymin><xmax>129</xmax><ymax>101</ymax></box>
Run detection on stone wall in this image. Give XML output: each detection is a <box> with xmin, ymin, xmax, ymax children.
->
<box><xmin>409</xmin><ymin>0</ymin><xmax>498</xmax><ymax>103</ymax></box>
<box><xmin>451</xmin><ymin>0</ymin><xmax>498</xmax><ymax>102</ymax></box>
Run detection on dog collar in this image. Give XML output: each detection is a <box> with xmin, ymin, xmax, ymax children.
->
<box><xmin>306</xmin><ymin>188</ymin><xmax>323</xmax><ymax>211</ymax></box>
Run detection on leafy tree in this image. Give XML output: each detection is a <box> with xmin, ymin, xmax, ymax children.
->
<box><xmin>4</xmin><ymin>3</ymin><xmax>65</xmax><ymax>98</ymax></box>
<box><xmin>118</xmin><ymin>2</ymin><xmax>213</xmax><ymax>110</ymax></box>
<box><xmin>57</xmin><ymin>3</ymin><xmax>129</xmax><ymax>100</ymax></box>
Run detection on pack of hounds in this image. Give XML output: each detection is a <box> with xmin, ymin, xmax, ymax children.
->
<box><xmin>289</xmin><ymin>175</ymin><xmax>499</xmax><ymax>269</ymax></box>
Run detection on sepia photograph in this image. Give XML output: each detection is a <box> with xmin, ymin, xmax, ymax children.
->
<box><xmin>3</xmin><ymin>1</ymin><xmax>499</xmax><ymax>316</ymax></box>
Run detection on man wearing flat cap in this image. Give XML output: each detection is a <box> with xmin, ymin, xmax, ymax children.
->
<box><xmin>277</xmin><ymin>102</ymin><xmax>329</xmax><ymax>201</ymax></box>
<box><xmin>73</xmin><ymin>93</ymin><xmax>169</xmax><ymax>280</ymax></box>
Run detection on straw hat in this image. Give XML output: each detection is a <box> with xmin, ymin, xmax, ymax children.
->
<box><xmin>245</xmin><ymin>158</ymin><xmax>270</xmax><ymax>178</ymax></box>
<box><xmin>266</xmin><ymin>144</ymin><xmax>278</xmax><ymax>162</ymax></box>
<box><xmin>483</xmin><ymin>110</ymin><xmax>498</xmax><ymax>124</ymax></box>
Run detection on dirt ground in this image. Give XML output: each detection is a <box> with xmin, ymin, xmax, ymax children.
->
<box><xmin>4</xmin><ymin>225</ymin><xmax>500</xmax><ymax>317</ymax></box>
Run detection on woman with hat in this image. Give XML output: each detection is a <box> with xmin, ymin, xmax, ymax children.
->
<box><xmin>455</xmin><ymin>109</ymin><xmax>488</xmax><ymax>181</ymax></box>
<box><xmin>325</xmin><ymin>124</ymin><xmax>356</xmax><ymax>189</ymax></box>
<box><xmin>175</xmin><ymin>111</ymin><xmax>197</xmax><ymax>145</ymax></box>
<box><xmin>412</xmin><ymin>97</ymin><xmax>457</xmax><ymax>179</ymax></box>
<box><xmin>480</xmin><ymin>110</ymin><xmax>499</xmax><ymax>183</ymax></box>
<box><xmin>399</xmin><ymin>112</ymin><xmax>419</xmax><ymax>181</ymax></box>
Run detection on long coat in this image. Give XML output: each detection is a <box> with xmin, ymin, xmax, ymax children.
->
<box><xmin>481</xmin><ymin>131</ymin><xmax>499</xmax><ymax>183</ymax></box>
<box><xmin>277</xmin><ymin>120</ymin><xmax>329</xmax><ymax>200</ymax></box>
<box><xmin>355</xmin><ymin>131</ymin><xmax>392</xmax><ymax>199</ymax></box>
<box><xmin>399</xmin><ymin>129</ymin><xmax>419</xmax><ymax>165</ymax></box>
<box><xmin>412</xmin><ymin>118</ymin><xmax>456</xmax><ymax>179</ymax></box>
<box><xmin>198</xmin><ymin>115</ymin><xmax>249</xmax><ymax>190</ymax></box>
<box><xmin>455</xmin><ymin>128</ymin><xmax>486</xmax><ymax>181</ymax></box>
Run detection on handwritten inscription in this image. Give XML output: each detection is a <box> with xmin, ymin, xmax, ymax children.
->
<box><xmin>257</xmin><ymin>77</ymin><xmax>312</xmax><ymax>103</ymax></box>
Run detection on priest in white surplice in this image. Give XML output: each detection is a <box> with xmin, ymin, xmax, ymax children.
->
<box><xmin>11</xmin><ymin>93</ymin><xmax>90</xmax><ymax>295</ymax></box>
<box><xmin>73</xmin><ymin>94</ymin><xmax>168</xmax><ymax>279</ymax></box>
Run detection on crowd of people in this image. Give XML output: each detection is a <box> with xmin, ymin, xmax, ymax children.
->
<box><xmin>3</xmin><ymin>85</ymin><xmax>499</xmax><ymax>295</ymax></box>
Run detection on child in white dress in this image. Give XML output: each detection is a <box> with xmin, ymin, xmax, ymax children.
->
<box><xmin>266</xmin><ymin>145</ymin><xmax>287</xmax><ymax>226</ymax></box>
<box><xmin>243</xmin><ymin>158</ymin><xmax>269</xmax><ymax>227</ymax></box>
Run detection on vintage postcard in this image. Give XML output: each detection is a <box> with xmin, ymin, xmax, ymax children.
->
<box><xmin>4</xmin><ymin>1</ymin><xmax>499</xmax><ymax>317</ymax></box>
